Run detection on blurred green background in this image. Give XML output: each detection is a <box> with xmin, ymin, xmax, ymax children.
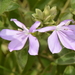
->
<box><xmin>0</xmin><ymin>0</ymin><xmax>75</xmax><ymax>75</ymax></box>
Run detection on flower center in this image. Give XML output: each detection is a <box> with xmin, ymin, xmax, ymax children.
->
<box><xmin>18</xmin><ymin>28</ymin><xmax>30</xmax><ymax>35</ymax></box>
<box><xmin>23</xmin><ymin>30</ymin><xmax>30</xmax><ymax>35</ymax></box>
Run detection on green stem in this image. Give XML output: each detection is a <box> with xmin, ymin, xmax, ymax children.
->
<box><xmin>57</xmin><ymin>0</ymin><xmax>71</xmax><ymax>24</ymax></box>
<box><xmin>48</xmin><ymin>0</ymin><xmax>55</xmax><ymax>6</ymax></box>
<box><xmin>37</xmin><ymin>55</ymin><xmax>45</xmax><ymax>69</ymax></box>
<box><xmin>32</xmin><ymin>0</ymin><xmax>40</xmax><ymax>10</ymax></box>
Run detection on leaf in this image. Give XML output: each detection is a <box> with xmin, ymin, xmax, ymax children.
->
<box><xmin>21</xmin><ymin>55</ymin><xmax>36</xmax><ymax>75</ymax></box>
<box><xmin>60</xmin><ymin>13</ymin><xmax>73</xmax><ymax>21</ymax></box>
<box><xmin>0</xmin><ymin>0</ymin><xmax>19</xmax><ymax>15</ymax></box>
<box><xmin>27</xmin><ymin>0</ymin><xmax>50</xmax><ymax>10</ymax></box>
<box><xmin>0</xmin><ymin>65</ymin><xmax>19</xmax><ymax>75</ymax></box>
<box><xmin>55</xmin><ymin>52</ymin><xmax>75</xmax><ymax>65</ymax></box>
<box><xmin>71</xmin><ymin>0</ymin><xmax>75</xmax><ymax>5</ymax></box>
<box><xmin>6</xmin><ymin>2</ymin><xmax>19</xmax><ymax>12</ymax></box>
<box><xmin>15</xmin><ymin>49</ymin><xmax>28</xmax><ymax>69</ymax></box>
<box><xmin>40</xmin><ymin>63</ymin><xmax>57</xmax><ymax>75</ymax></box>
<box><xmin>63</xmin><ymin>66</ymin><xmax>75</xmax><ymax>75</ymax></box>
<box><xmin>51</xmin><ymin>0</ymin><xmax>66</xmax><ymax>9</ymax></box>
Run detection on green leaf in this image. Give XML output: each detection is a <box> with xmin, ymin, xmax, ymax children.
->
<box><xmin>15</xmin><ymin>49</ymin><xmax>28</xmax><ymax>69</ymax></box>
<box><xmin>0</xmin><ymin>65</ymin><xmax>19</xmax><ymax>75</ymax></box>
<box><xmin>0</xmin><ymin>0</ymin><xmax>11</xmax><ymax>14</ymax></box>
<box><xmin>60</xmin><ymin>12</ymin><xmax>73</xmax><ymax>21</ymax></box>
<box><xmin>21</xmin><ymin>55</ymin><xmax>36</xmax><ymax>75</ymax></box>
<box><xmin>63</xmin><ymin>66</ymin><xmax>75</xmax><ymax>75</ymax></box>
<box><xmin>40</xmin><ymin>63</ymin><xmax>57</xmax><ymax>75</ymax></box>
<box><xmin>6</xmin><ymin>2</ymin><xmax>19</xmax><ymax>12</ymax></box>
<box><xmin>0</xmin><ymin>0</ymin><xmax>19</xmax><ymax>15</ymax></box>
<box><xmin>71</xmin><ymin>0</ymin><xmax>75</xmax><ymax>4</ymax></box>
<box><xmin>27</xmin><ymin>0</ymin><xmax>50</xmax><ymax>10</ymax></box>
<box><xmin>55</xmin><ymin>52</ymin><xmax>75</xmax><ymax>65</ymax></box>
<box><xmin>51</xmin><ymin>0</ymin><xmax>66</xmax><ymax>9</ymax></box>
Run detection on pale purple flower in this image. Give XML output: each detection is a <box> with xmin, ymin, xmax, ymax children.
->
<box><xmin>37</xmin><ymin>19</ymin><xmax>75</xmax><ymax>53</ymax></box>
<box><xmin>0</xmin><ymin>19</ymin><xmax>41</xmax><ymax>55</ymax></box>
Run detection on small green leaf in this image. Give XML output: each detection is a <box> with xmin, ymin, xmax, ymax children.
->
<box><xmin>55</xmin><ymin>52</ymin><xmax>75</xmax><ymax>65</ymax></box>
<box><xmin>63</xmin><ymin>66</ymin><xmax>75</xmax><ymax>75</ymax></box>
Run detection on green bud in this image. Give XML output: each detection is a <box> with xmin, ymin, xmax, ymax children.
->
<box><xmin>44</xmin><ymin>15</ymin><xmax>51</xmax><ymax>22</ymax></box>
<box><xmin>50</xmin><ymin>6</ymin><xmax>57</xmax><ymax>19</ymax></box>
<box><xmin>44</xmin><ymin>20</ymin><xmax>56</xmax><ymax>25</ymax></box>
<box><xmin>32</xmin><ymin>13</ymin><xmax>39</xmax><ymax>18</ymax></box>
<box><xmin>32</xmin><ymin>5</ymin><xmax>57</xmax><ymax>26</ymax></box>
<box><xmin>43</xmin><ymin>5</ymin><xmax>50</xmax><ymax>17</ymax></box>
<box><xmin>35</xmin><ymin>9</ymin><xmax>43</xmax><ymax>20</ymax></box>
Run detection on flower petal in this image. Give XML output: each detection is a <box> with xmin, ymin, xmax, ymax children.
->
<box><xmin>60</xmin><ymin>26</ymin><xmax>75</xmax><ymax>40</ymax></box>
<box><xmin>37</xmin><ymin>26</ymin><xmax>56</xmax><ymax>32</ymax></box>
<box><xmin>57</xmin><ymin>31</ymin><xmax>75</xmax><ymax>50</ymax></box>
<box><xmin>8</xmin><ymin>36</ymin><xmax>28</xmax><ymax>52</ymax></box>
<box><xmin>10</xmin><ymin>19</ymin><xmax>28</xmax><ymax>31</ymax></box>
<box><xmin>29</xmin><ymin>21</ymin><xmax>41</xmax><ymax>32</ymax></box>
<box><xmin>0</xmin><ymin>29</ymin><xmax>19</xmax><ymax>40</ymax></box>
<box><xmin>48</xmin><ymin>31</ymin><xmax>62</xmax><ymax>53</ymax></box>
<box><xmin>58</xmin><ymin>19</ymin><xmax>74</xmax><ymax>26</ymax></box>
<box><xmin>68</xmin><ymin>25</ymin><xmax>75</xmax><ymax>32</ymax></box>
<box><xmin>28</xmin><ymin>34</ymin><xmax>39</xmax><ymax>55</ymax></box>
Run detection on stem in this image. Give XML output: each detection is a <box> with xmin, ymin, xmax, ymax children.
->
<box><xmin>57</xmin><ymin>0</ymin><xmax>71</xmax><ymax>24</ymax></box>
<box><xmin>32</xmin><ymin>0</ymin><xmax>40</xmax><ymax>10</ymax></box>
<box><xmin>40</xmin><ymin>54</ymin><xmax>55</xmax><ymax>62</ymax></box>
<box><xmin>61</xmin><ymin>0</ymin><xmax>70</xmax><ymax>14</ymax></box>
<box><xmin>37</xmin><ymin>55</ymin><xmax>45</xmax><ymax>69</ymax></box>
<box><xmin>48</xmin><ymin>0</ymin><xmax>55</xmax><ymax>6</ymax></box>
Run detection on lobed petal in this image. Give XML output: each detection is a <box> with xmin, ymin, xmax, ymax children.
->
<box><xmin>57</xmin><ymin>31</ymin><xmax>75</xmax><ymax>50</ymax></box>
<box><xmin>48</xmin><ymin>31</ymin><xmax>62</xmax><ymax>53</ymax></box>
<box><xmin>60</xmin><ymin>26</ymin><xmax>75</xmax><ymax>40</ymax></box>
<box><xmin>8</xmin><ymin>36</ymin><xmax>28</xmax><ymax>52</ymax></box>
<box><xmin>10</xmin><ymin>19</ymin><xmax>28</xmax><ymax>31</ymax></box>
<box><xmin>37</xmin><ymin>26</ymin><xmax>56</xmax><ymax>32</ymax></box>
<box><xmin>68</xmin><ymin>25</ymin><xmax>75</xmax><ymax>32</ymax></box>
<box><xmin>29</xmin><ymin>21</ymin><xmax>41</xmax><ymax>32</ymax></box>
<box><xmin>0</xmin><ymin>29</ymin><xmax>19</xmax><ymax>40</ymax></box>
<box><xmin>58</xmin><ymin>19</ymin><xmax>74</xmax><ymax>26</ymax></box>
<box><xmin>28</xmin><ymin>34</ymin><xmax>39</xmax><ymax>55</ymax></box>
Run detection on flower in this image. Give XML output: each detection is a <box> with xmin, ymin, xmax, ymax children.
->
<box><xmin>37</xmin><ymin>19</ymin><xmax>75</xmax><ymax>53</ymax></box>
<box><xmin>0</xmin><ymin>19</ymin><xmax>41</xmax><ymax>55</ymax></box>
